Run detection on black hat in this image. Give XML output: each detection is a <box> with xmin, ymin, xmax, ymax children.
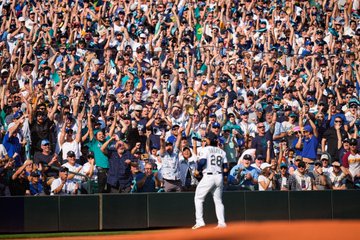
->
<box><xmin>205</xmin><ymin>132</ymin><xmax>218</xmax><ymax>142</ymax></box>
<box><xmin>298</xmin><ymin>161</ymin><xmax>306</xmax><ymax>168</ymax></box>
<box><xmin>349</xmin><ymin>138</ymin><xmax>357</xmax><ymax>145</ymax></box>
<box><xmin>59</xmin><ymin>166</ymin><xmax>69</xmax><ymax>172</ymax></box>
<box><xmin>123</xmin><ymin>114</ymin><xmax>131</xmax><ymax>120</ymax></box>
<box><xmin>67</xmin><ymin>151</ymin><xmax>76</xmax><ymax>157</ymax></box>
<box><xmin>284</xmin><ymin>106</ymin><xmax>292</xmax><ymax>111</ymax></box>
<box><xmin>30</xmin><ymin>172</ymin><xmax>40</xmax><ymax>177</ymax></box>
<box><xmin>256</xmin><ymin>155</ymin><xmax>265</xmax><ymax>160</ymax></box>
<box><xmin>243</xmin><ymin>154</ymin><xmax>253</xmax><ymax>161</ymax></box>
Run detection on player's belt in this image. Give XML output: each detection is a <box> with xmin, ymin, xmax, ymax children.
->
<box><xmin>206</xmin><ymin>172</ymin><xmax>221</xmax><ymax>175</ymax></box>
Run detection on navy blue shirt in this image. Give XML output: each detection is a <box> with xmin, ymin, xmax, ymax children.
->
<box><xmin>135</xmin><ymin>172</ymin><xmax>156</xmax><ymax>192</ymax></box>
<box><xmin>251</xmin><ymin>130</ymin><xmax>275</xmax><ymax>158</ymax></box>
<box><xmin>107</xmin><ymin>150</ymin><xmax>133</xmax><ymax>189</ymax></box>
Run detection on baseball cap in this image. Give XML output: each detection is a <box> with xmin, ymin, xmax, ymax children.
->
<box><xmin>332</xmin><ymin>161</ymin><xmax>341</xmax><ymax>167</ymax></box>
<box><xmin>172</xmin><ymin>124</ymin><xmax>180</xmax><ymax>130</ymax></box>
<box><xmin>260</xmin><ymin>162</ymin><xmax>271</xmax><ymax>170</ymax></box>
<box><xmin>284</xmin><ymin>106</ymin><xmax>292</xmax><ymax>111</ymax></box>
<box><xmin>237</xmin><ymin>96</ymin><xmax>244</xmax><ymax>101</ymax></box>
<box><xmin>274</xmin><ymin>95</ymin><xmax>281</xmax><ymax>101</ymax></box>
<box><xmin>41</xmin><ymin>139</ymin><xmax>50</xmax><ymax>145</ymax></box>
<box><xmin>30</xmin><ymin>172</ymin><xmax>40</xmax><ymax>177</ymax></box>
<box><xmin>67</xmin><ymin>151</ymin><xmax>76</xmax><ymax>157</ymax></box>
<box><xmin>87</xmin><ymin>151</ymin><xmax>95</xmax><ymax>158</ymax></box>
<box><xmin>165</xmin><ymin>137</ymin><xmax>175</xmax><ymax>145</ymax></box>
<box><xmin>320</xmin><ymin>154</ymin><xmax>329</xmax><ymax>160</ymax></box>
<box><xmin>134</xmin><ymin>105</ymin><xmax>143</xmax><ymax>111</ymax></box>
<box><xmin>314</xmin><ymin>160</ymin><xmax>322</xmax><ymax>166</ymax></box>
<box><xmin>209</xmin><ymin>113</ymin><xmax>216</xmax><ymax>118</ymax></box>
<box><xmin>205</xmin><ymin>132</ymin><xmax>218</xmax><ymax>141</ymax></box>
<box><xmin>13</xmin><ymin>110</ymin><xmax>23</xmax><ymax>119</ymax></box>
<box><xmin>298</xmin><ymin>161</ymin><xmax>306</xmax><ymax>168</ymax></box>
<box><xmin>280</xmin><ymin>163</ymin><xmax>288</xmax><ymax>168</ymax></box>
<box><xmin>349</xmin><ymin>138</ymin><xmax>357</xmax><ymax>145</ymax></box>
<box><xmin>178</xmin><ymin>68</ymin><xmax>186</xmax><ymax>73</ymax></box>
<box><xmin>303</xmin><ymin>125</ymin><xmax>313</xmax><ymax>133</ymax></box>
<box><xmin>59</xmin><ymin>166</ymin><xmax>69</xmax><ymax>173</ymax></box>
<box><xmin>212</xmin><ymin>122</ymin><xmax>221</xmax><ymax>128</ymax></box>
<box><xmin>240</xmin><ymin>110</ymin><xmax>249</xmax><ymax>115</ymax></box>
<box><xmin>289</xmin><ymin>112</ymin><xmax>297</xmax><ymax>118</ymax></box>
<box><xmin>295</xmin><ymin>155</ymin><xmax>302</xmax><ymax>161</ymax></box>
<box><xmin>256</xmin><ymin>155</ymin><xmax>265</xmax><ymax>160</ymax></box>
<box><xmin>123</xmin><ymin>114</ymin><xmax>131</xmax><ymax>120</ymax></box>
<box><xmin>243</xmin><ymin>154</ymin><xmax>253</xmax><ymax>161</ymax></box>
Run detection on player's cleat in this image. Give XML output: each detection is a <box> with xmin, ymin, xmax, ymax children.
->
<box><xmin>214</xmin><ymin>224</ymin><xmax>227</xmax><ymax>229</ymax></box>
<box><xmin>192</xmin><ymin>224</ymin><xmax>205</xmax><ymax>230</ymax></box>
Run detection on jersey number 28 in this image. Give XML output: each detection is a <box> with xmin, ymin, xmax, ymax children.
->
<box><xmin>210</xmin><ymin>155</ymin><xmax>222</xmax><ymax>166</ymax></box>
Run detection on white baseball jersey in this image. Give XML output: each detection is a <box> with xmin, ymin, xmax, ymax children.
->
<box><xmin>200</xmin><ymin>146</ymin><xmax>227</xmax><ymax>174</ymax></box>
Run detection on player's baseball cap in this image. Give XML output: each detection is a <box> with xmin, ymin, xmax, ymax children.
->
<box><xmin>205</xmin><ymin>132</ymin><xmax>218</xmax><ymax>141</ymax></box>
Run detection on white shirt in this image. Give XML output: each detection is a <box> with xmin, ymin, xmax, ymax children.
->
<box><xmin>160</xmin><ymin>147</ymin><xmax>180</xmax><ymax>180</ymax></box>
<box><xmin>62</xmin><ymin>162</ymin><xmax>83</xmax><ymax>182</ymax></box>
<box><xmin>258</xmin><ymin>175</ymin><xmax>272</xmax><ymax>191</ymax></box>
<box><xmin>329</xmin><ymin>170</ymin><xmax>346</xmax><ymax>188</ymax></box>
<box><xmin>0</xmin><ymin>144</ymin><xmax>8</xmax><ymax>159</ymax></box>
<box><xmin>81</xmin><ymin>162</ymin><xmax>98</xmax><ymax>182</ymax></box>
<box><xmin>50</xmin><ymin>178</ymin><xmax>78</xmax><ymax>195</ymax></box>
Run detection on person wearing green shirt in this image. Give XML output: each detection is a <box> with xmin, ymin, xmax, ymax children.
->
<box><xmin>86</xmin><ymin>112</ymin><xmax>117</xmax><ymax>193</ymax></box>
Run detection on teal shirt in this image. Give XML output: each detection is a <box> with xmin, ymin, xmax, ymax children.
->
<box><xmin>224</xmin><ymin>121</ymin><xmax>243</xmax><ymax>134</ymax></box>
<box><xmin>87</xmin><ymin>136</ymin><xmax>110</xmax><ymax>168</ymax></box>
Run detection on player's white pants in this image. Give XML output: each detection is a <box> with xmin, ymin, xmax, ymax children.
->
<box><xmin>194</xmin><ymin>174</ymin><xmax>225</xmax><ymax>226</ymax></box>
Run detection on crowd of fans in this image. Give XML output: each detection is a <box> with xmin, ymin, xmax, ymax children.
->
<box><xmin>0</xmin><ymin>0</ymin><xmax>360</xmax><ymax>195</ymax></box>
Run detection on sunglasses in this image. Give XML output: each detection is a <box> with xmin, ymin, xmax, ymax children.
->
<box><xmin>258</xmin><ymin>126</ymin><xmax>265</xmax><ymax>129</ymax></box>
<box><xmin>334</xmin><ymin>120</ymin><xmax>342</xmax><ymax>123</ymax></box>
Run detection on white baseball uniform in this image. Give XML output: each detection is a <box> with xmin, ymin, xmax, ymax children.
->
<box><xmin>194</xmin><ymin>145</ymin><xmax>227</xmax><ymax>228</ymax></box>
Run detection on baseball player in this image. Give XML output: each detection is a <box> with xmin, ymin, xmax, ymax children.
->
<box><xmin>192</xmin><ymin>132</ymin><xmax>228</xmax><ymax>229</ymax></box>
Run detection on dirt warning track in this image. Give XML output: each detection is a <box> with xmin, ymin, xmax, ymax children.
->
<box><xmin>12</xmin><ymin>220</ymin><xmax>360</xmax><ymax>240</ymax></box>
